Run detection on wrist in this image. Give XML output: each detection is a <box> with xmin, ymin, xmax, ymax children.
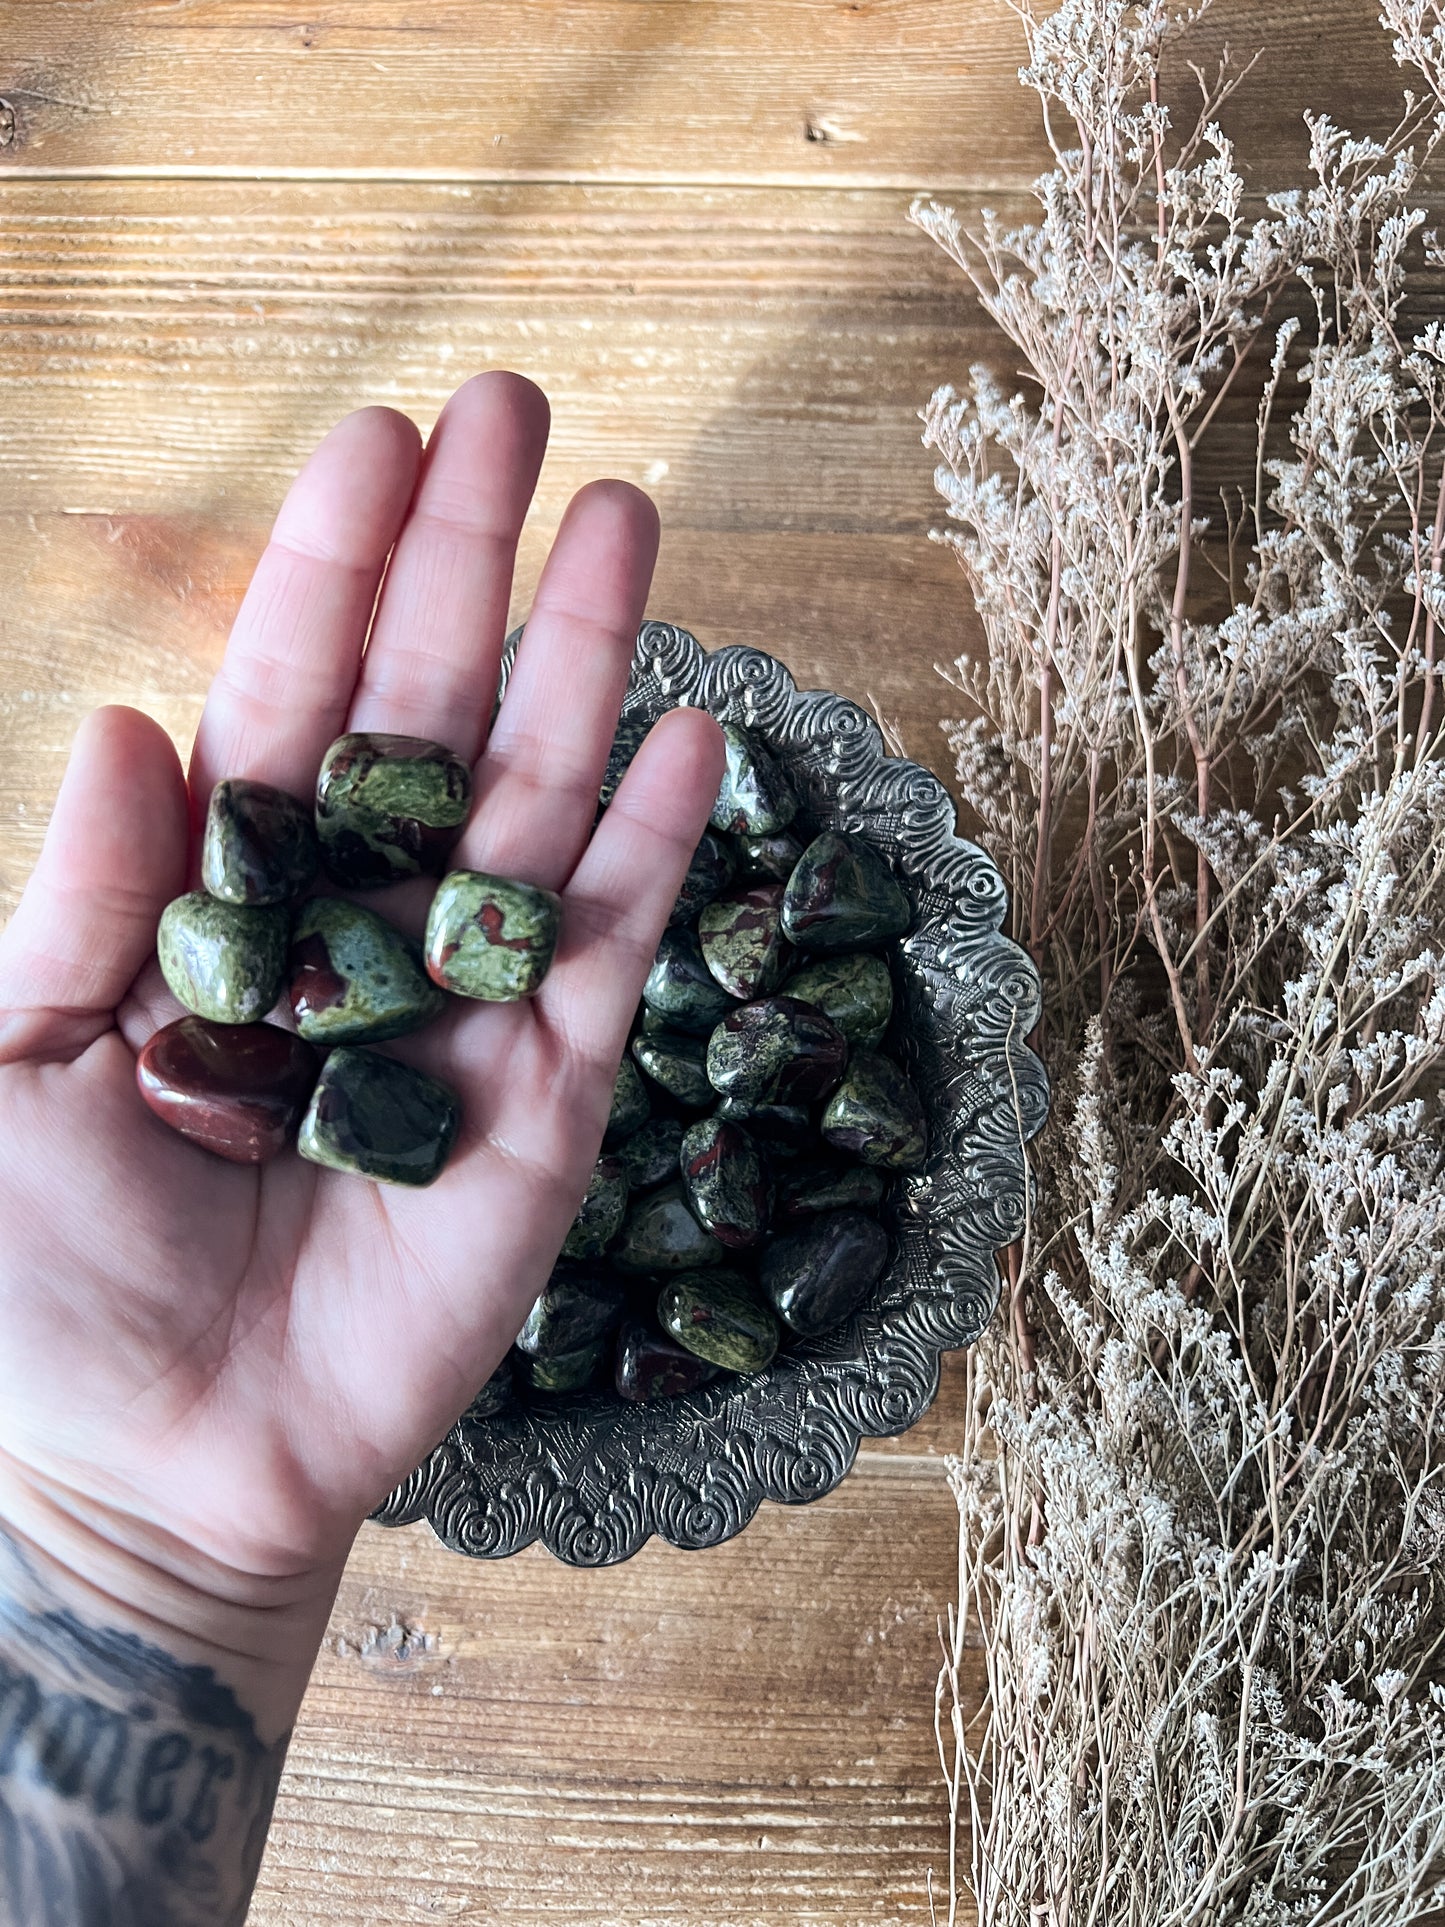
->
<box><xmin>0</xmin><ymin>1452</ymin><xmax>344</xmax><ymax>1740</ymax></box>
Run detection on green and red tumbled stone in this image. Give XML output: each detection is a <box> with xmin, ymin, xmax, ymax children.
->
<box><xmin>704</xmin><ymin>995</ymin><xmax>848</xmax><ymax>1108</ymax></box>
<box><xmin>614</xmin><ymin>1317</ymin><xmax>720</xmax><ymax>1402</ymax></box>
<box><xmin>201</xmin><ymin>779</ymin><xmax>318</xmax><ymax>907</ymax></box>
<box><xmin>315</xmin><ymin>731</ymin><xmax>472</xmax><ymax>889</ymax></box>
<box><xmin>424</xmin><ymin>869</ymin><xmax>562</xmax><ymax>1001</ymax></box>
<box><xmin>656</xmin><ymin>1269</ymin><xmax>780</xmax><ymax>1373</ymax></box>
<box><xmin>157</xmin><ymin>892</ymin><xmax>288</xmax><ymax>1025</ymax></box>
<box><xmin>613</xmin><ymin>1183</ymin><xmax>727</xmax><ymax>1272</ymax></box>
<box><xmin>821</xmin><ymin>1051</ymin><xmax>929</xmax><ymax>1170</ymax></box>
<box><xmin>698</xmin><ymin>881</ymin><xmax>790</xmax><ymax>1002</ymax></box>
<box><xmin>643</xmin><ymin>926</ymin><xmax>737</xmax><ymax>1036</ymax></box>
<box><xmin>709</xmin><ymin>723</ymin><xmax>798</xmax><ymax>837</ymax></box>
<box><xmin>785</xmin><ymin>951</ymin><xmax>893</xmax><ymax>1048</ymax></box>
<box><xmin>289</xmin><ymin>897</ymin><xmax>444</xmax><ymax>1045</ymax></box>
<box><xmin>679</xmin><ymin>1116</ymin><xmax>771</xmax><ymax>1250</ymax></box>
<box><xmin>561</xmin><ymin>1155</ymin><xmax>629</xmax><ymax>1258</ymax></box>
<box><xmin>781</xmin><ymin>830</ymin><xmax>911</xmax><ymax>954</ymax></box>
<box><xmin>761</xmin><ymin>1208</ymin><xmax>889</xmax><ymax>1337</ymax></box>
<box><xmin>298</xmin><ymin>1046</ymin><xmax>461</xmax><ymax>1187</ymax></box>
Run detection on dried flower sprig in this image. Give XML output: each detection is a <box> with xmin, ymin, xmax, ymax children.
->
<box><xmin>912</xmin><ymin>4</ymin><xmax>1445</xmax><ymax>1922</ymax></box>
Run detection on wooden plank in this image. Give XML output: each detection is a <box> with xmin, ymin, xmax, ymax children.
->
<box><xmin>251</xmin><ymin>1460</ymin><xmax>975</xmax><ymax>1926</ymax></box>
<box><xmin>0</xmin><ymin>0</ymin><xmax>1407</xmax><ymax>188</ymax></box>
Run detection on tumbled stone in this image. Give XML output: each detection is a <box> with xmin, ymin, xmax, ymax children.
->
<box><xmin>780</xmin><ymin>830</ymin><xmax>911</xmax><ymax>953</ymax></box>
<box><xmin>642</xmin><ymin>927</ymin><xmax>737</xmax><ymax>1036</ymax></box>
<box><xmin>136</xmin><ymin>1016</ymin><xmax>321</xmax><ymax>1163</ymax></box>
<box><xmin>561</xmin><ymin>1154</ymin><xmax>629</xmax><ymax>1258</ymax></box>
<box><xmin>516</xmin><ymin>1264</ymin><xmax>626</xmax><ymax>1357</ymax></box>
<box><xmin>288</xmin><ymin>897</ymin><xmax>445</xmax><ymax>1045</ymax></box>
<box><xmin>657</xmin><ymin>1269</ymin><xmax>780</xmax><ymax>1372</ymax></box>
<box><xmin>425</xmin><ymin>869</ymin><xmax>561</xmax><ymax>1001</ymax></box>
<box><xmin>631</xmin><ymin>1029</ymin><xmax>714</xmax><ymax>1108</ymax></box>
<box><xmin>821</xmin><ymin>1051</ymin><xmax>929</xmax><ymax>1170</ymax></box>
<box><xmin>761</xmin><ymin>1208</ymin><xmax>890</xmax><ymax>1337</ymax></box>
<box><xmin>774</xmin><ymin>1157</ymin><xmax>888</xmax><ymax>1225</ymax></box>
<box><xmin>599</xmin><ymin>713</ymin><xmax>651</xmax><ymax>808</ymax></box>
<box><xmin>704</xmin><ymin>995</ymin><xmax>847</xmax><ymax>1107</ymax></box>
<box><xmin>698</xmin><ymin>881</ymin><xmax>790</xmax><ymax>1002</ymax></box>
<box><xmin>679</xmin><ymin>1116</ymin><xmax>770</xmax><ymax>1250</ymax></box>
<box><xmin>670</xmin><ymin>830</ymin><xmax>737</xmax><ymax>927</ymax></box>
<box><xmin>604</xmin><ymin>1054</ymin><xmax>651</xmax><ymax>1148</ymax></box>
<box><xmin>616</xmin><ymin>1116</ymin><xmax>685</xmax><ymax>1192</ymax></box>
<box><xmin>709</xmin><ymin>723</ymin><xmax>799</xmax><ymax>836</ymax></box>
<box><xmin>315</xmin><ymin>731</ymin><xmax>472</xmax><ymax>888</ymax></box>
<box><xmin>785</xmin><ymin>951</ymin><xmax>894</xmax><ymax>1047</ymax></box>
<box><xmin>732</xmin><ymin>827</ymin><xmax>805</xmax><ymax>882</ymax></box>
<box><xmin>613</xmin><ymin>1183</ymin><xmax>726</xmax><ymax>1272</ymax></box>
<box><xmin>465</xmin><ymin>1362</ymin><xmax>514</xmax><ymax>1420</ymax></box>
<box><xmin>157</xmin><ymin>892</ymin><xmax>288</xmax><ymax>1025</ymax></box>
<box><xmin>298</xmin><ymin>1046</ymin><xmax>461</xmax><ymax>1186</ymax></box>
<box><xmin>201</xmin><ymin>779</ymin><xmax>318</xmax><ymax>907</ymax></box>
<box><xmin>614</xmin><ymin>1317</ymin><xmax>720</xmax><ymax>1402</ymax></box>
<box><xmin>715</xmin><ymin>1096</ymin><xmax>814</xmax><ymax>1160</ymax></box>
<box><xmin>517</xmin><ymin>1339</ymin><xmax>608</xmax><ymax>1394</ymax></box>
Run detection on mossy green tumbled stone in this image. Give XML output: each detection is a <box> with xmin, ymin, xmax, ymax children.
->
<box><xmin>516</xmin><ymin>1264</ymin><xmax>626</xmax><ymax>1357</ymax></box>
<box><xmin>201</xmin><ymin>779</ymin><xmax>318</xmax><ymax>907</ymax></box>
<box><xmin>821</xmin><ymin>1050</ymin><xmax>929</xmax><ymax>1170</ymax></box>
<box><xmin>698</xmin><ymin>881</ymin><xmax>790</xmax><ymax>1002</ymax></box>
<box><xmin>715</xmin><ymin>1096</ymin><xmax>814</xmax><ymax>1160</ymax></box>
<box><xmin>733</xmin><ymin>826</ymin><xmax>805</xmax><ymax>882</ymax></box>
<box><xmin>704</xmin><ymin>995</ymin><xmax>848</xmax><ymax>1107</ymax></box>
<box><xmin>642</xmin><ymin>927</ymin><xmax>737</xmax><ymax>1036</ymax></box>
<box><xmin>561</xmin><ymin>1154</ymin><xmax>629</xmax><ymax>1258</ymax></box>
<box><xmin>785</xmin><ymin>951</ymin><xmax>894</xmax><ymax>1047</ymax></box>
<box><xmin>616</xmin><ymin>1116</ymin><xmax>686</xmax><ymax>1192</ymax></box>
<box><xmin>679</xmin><ymin>1116</ymin><xmax>771</xmax><ymax>1250</ymax></box>
<box><xmin>604</xmin><ymin>1054</ymin><xmax>651</xmax><ymax>1148</ymax></box>
<box><xmin>709</xmin><ymin>723</ymin><xmax>798</xmax><ymax>836</ymax></box>
<box><xmin>298</xmin><ymin>1046</ymin><xmax>461</xmax><ymax>1187</ymax></box>
<box><xmin>288</xmin><ymin>897</ymin><xmax>444</xmax><ymax>1045</ymax></box>
<box><xmin>518</xmin><ymin>1339</ymin><xmax>608</xmax><ymax>1394</ymax></box>
<box><xmin>781</xmin><ymin>830</ymin><xmax>912</xmax><ymax>954</ymax></box>
<box><xmin>425</xmin><ymin>869</ymin><xmax>561</xmax><ymax>1001</ymax></box>
<box><xmin>315</xmin><ymin>731</ymin><xmax>472</xmax><ymax>888</ymax></box>
<box><xmin>157</xmin><ymin>892</ymin><xmax>288</xmax><ymax>1025</ymax></box>
<box><xmin>613</xmin><ymin>1183</ymin><xmax>726</xmax><ymax>1272</ymax></box>
<box><xmin>631</xmin><ymin>1029</ymin><xmax>715</xmax><ymax>1108</ymax></box>
<box><xmin>657</xmin><ymin>1269</ymin><xmax>780</xmax><ymax>1372</ymax></box>
<box><xmin>670</xmin><ymin>830</ymin><xmax>737</xmax><ymax>927</ymax></box>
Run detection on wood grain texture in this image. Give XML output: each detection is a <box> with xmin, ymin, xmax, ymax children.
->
<box><xmin>0</xmin><ymin>0</ymin><xmax>1407</xmax><ymax>1918</ymax></box>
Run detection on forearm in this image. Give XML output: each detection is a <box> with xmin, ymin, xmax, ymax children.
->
<box><xmin>0</xmin><ymin>1475</ymin><xmax>344</xmax><ymax>1927</ymax></box>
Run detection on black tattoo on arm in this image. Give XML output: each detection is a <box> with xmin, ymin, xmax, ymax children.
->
<box><xmin>0</xmin><ymin>1528</ymin><xmax>290</xmax><ymax>1927</ymax></box>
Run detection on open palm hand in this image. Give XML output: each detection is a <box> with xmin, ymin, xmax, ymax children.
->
<box><xmin>0</xmin><ymin>373</ymin><xmax>723</xmax><ymax>1598</ymax></box>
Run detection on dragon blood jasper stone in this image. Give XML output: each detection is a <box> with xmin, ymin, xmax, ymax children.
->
<box><xmin>315</xmin><ymin>731</ymin><xmax>471</xmax><ymax>888</ymax></box>
<box><xmin>821</xmin><ymin>1050</ymin><xmax>929</xmax><ymax>1170</ymax></box>
<box><xmin>761</xmin><ymin>1207</ymin><xmax>889</xmax><ymax>1338</ymax></box>
<box><xmin>709</xmin><ymin>723</ymin><xmax>799</xmax><ymax>836</ymax></box>
<box><xmin>781</xmin><ymin>830</ymin><xmax>912</xmax><ymax>954</ymax></box>
<box><xmin>517</xmin><ymin>1339</ymin><xmax>608</xmax><ymax>1395</ymax></box>
<box><xmin>613</xmin><ymin>1182</ymin><xmax>726</xmax><ymax>1272</ymax></box>
<box><xmin>157</xmin><ymin>892</ymin><xmax>288</xmax><ymax>1025</ymax></box>
<box><xmin>425</xmin><ymin>870</ymin><xmax>562</xmax><ymax>1001</ymax></box>
<box><xmin>562</xmin><ymin>1154</ymin><xmax>629</xmax><ymax>1258</ymax></box>
<box><xmin>288</xmin><ymin>897</ymin><xmax>444</xmax><ymax>1045</ymax></box>
<box><xmin>136</xmin><ymin>1016</ymin><xmax>321</xmax><ymax>1164</ymax></box>
<box><xmin>785</xmin><ymin>951</ymin><xmax>894</xmax><ymax>1048</ymax></box>
<box><xmin>631</xmin><ymin>1029</ymin><xmax>714</xmax><ymax>1108</ymax></box>
<box><xmin>698</xmin><ymin>881</ymin><xmax>790</xmax><ymax>1002</ymax></box>
<box><xmin>201</xmin><ymin>779</ymin><xmax>317</xmax><ymax>907</ymax></box>
<box><xmin>657</xmin><ymin>1269</ymin><xmax>780</xmax><ymax>1373</ymax></box>
<box><xmin>516</xmin><ymin>1264</ymin><xmax>626</xmax><ymax>1357</ymax></box>
<box><xmin>774</xmin><ymin>1157</ymin><xmax>887</xmax><ymax>1226</ymax></box>
<box><xmin>679</xmin><ymin>1117</ymin><xmax>770</xmax><ymax>1250</ymax></box>
<box><xmin>714</xmin><ymin>1096</ymin><xmax>814</xmax><ymax>1160</ymax></box>
<box><xmin>604</xmin><ymin>1054</ymin><xmax>651</xmax><ymax>1148</ymax></box>
<box><xmin>704</xmin><ymin>995</ymin><xmax>847</xmax><ymax>1107</ymax></box>
<box><xmin>298</xmin><ymin>1046</ymin><xmax>461</xmax><ymax>1187</ymax></box>
<box><xmin>642</xmin><ymin>926</ymin><xmax>737</xmax><ymax>1036</ymax></box>
<box><xmin>732</xmin><ymin>826</ymin><xmax>805</xmax><ymax>882</ymax></box>
<box><xmin>616</xmin><ymin>1116</ymin><xmax>685</xmax><ymax>1193</ymax></box>
<box><xmin>614</xmin><ymin>1317</ymin><xmax>720</xmax><ymax>1402</ymax></box>
<box><xmin>670</xmin><ymin>830</ymin><xmax>737</xmax><ymax>927</ymax></box>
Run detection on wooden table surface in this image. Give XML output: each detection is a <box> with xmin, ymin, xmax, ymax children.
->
<box><xmin>0</xmin><ymin>5</ymin><xmax>1403</xmax><ymax>1919</ymax></box>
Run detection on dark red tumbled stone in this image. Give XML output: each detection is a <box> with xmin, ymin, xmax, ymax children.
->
<box><xmin>136</xmin><ymin>1016</ymin><xmax>321</xmax><ymax>1163</ymax></box>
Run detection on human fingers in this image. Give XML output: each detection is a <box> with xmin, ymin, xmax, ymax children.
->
<box><xmin>347</xmin><ymin>372</ymin><xmax>549</xmax><ymax>760</ymax></box>
<box><xmin>0</xmin><ymin>707</ymin><xmax>188</xmax><ymax>1059</ymax></box>
<box><xmin>188</xmin><ymin>406</ymin><xmax>422</xmax><ymax>813</ymax></box>
<box><xmin>537</xmin><ymin>706</ymin><xmax>724</xmax><ymax>1070</ymax></box>
<box><xmin>454</xmin><ymin>479</ymin><xmax>660</xmax><ymax>889</ymax></box>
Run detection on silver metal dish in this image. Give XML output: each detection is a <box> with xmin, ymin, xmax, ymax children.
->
<box><xmin>372</xmin><ymin>623</ymin><xmax>1049</xmax><ymax>1565</ymax></box>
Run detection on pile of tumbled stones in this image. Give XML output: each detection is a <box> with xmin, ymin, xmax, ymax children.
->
<box><xmin>140</xmin><ymin>732</ymin><xmax>558</xmax><ymax>1179</ymax></box>
<box><xmin>494</xmin><ymin>718</ymin><xmax>928</xmax><ymax>1409</ymax></box>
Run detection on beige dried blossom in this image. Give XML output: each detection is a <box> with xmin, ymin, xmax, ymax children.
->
<box><xmin>912</xmin><ymin>3</ymin><xmax>1445</xmax><ymax>1921</ymax></box>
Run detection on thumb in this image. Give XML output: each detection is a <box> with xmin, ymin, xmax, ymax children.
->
<box><xmin>0</xmin><ymin>707</ymin><xmax>188</xmax><ymax>1060</ymax></box>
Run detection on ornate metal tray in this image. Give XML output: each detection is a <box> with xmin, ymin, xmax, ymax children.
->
<box><xmin>373</xmin><ymin>623</ymin><xmax>1049</xmax><ymax>1565</ymax></box>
